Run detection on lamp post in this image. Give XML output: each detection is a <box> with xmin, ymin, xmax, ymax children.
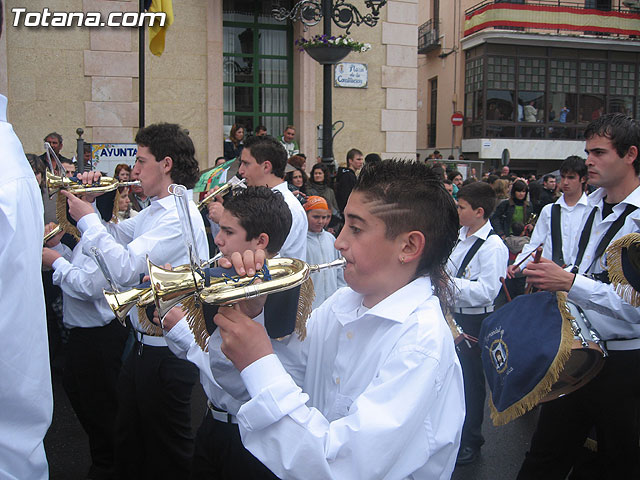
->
<box><xmin>273</xmin><ymin>0</ymin><xmax>387</xmax><ymax>172</ymax></box>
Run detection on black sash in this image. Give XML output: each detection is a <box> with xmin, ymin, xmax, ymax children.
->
<box><xmin>572</xmin><ymin>203</ymin><xmax>637</xmax><ymax>274</ymax></box>
<box><xmin>550</xmin><ymin>203</ymin><xmax>564</xmax><ymax>266</ymax></box>
<box><xmin>456</xmin><ymin>230</ymin><xmax>495</xmax><ymax>278</ymax></box>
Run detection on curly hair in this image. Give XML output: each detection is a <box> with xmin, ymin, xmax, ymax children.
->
<box><xmin>135</xmin><ymin>123</ymin><xmax>200</xmax><ymax>189</ymax></box>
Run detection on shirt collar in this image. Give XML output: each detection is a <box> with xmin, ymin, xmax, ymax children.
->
<box><xmin>459</xmin><ymin>219</ymin><xmax>493</xmax><ymax>241</ymax></box>
<box><xmin>588</xmin><ymin>185</ymin><xmax>640</xmax><ymax>210</ymax></box>
<box><xmin>150</xmin><ymin>189</ymin><xmax>195</xmax><ymax>211</ymax></box>
<box><xmin>558</xmin><ymin>192</ymin><xmax>589</xmax><ymax>208</ymax></box>
<box><xmin>331</xmin><ymin>276</ymin><xmax>434</xmax><ymax>325</ymax></box>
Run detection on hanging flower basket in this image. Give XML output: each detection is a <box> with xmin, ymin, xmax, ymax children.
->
<box><xmin>296</xmin><ymin>34</ymin><xmax>371</xmax><ymax>65</ymax></box>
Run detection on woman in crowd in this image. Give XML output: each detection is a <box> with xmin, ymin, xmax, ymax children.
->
<box><xmin>285</xmin><ymin>166</ymin><xmax>308</xmax><ymax>204</ymax></box>
<box><xmin>114</xmin><ymin>163</ymin><xmax>131</xmax><ymax>182</ymax></box>
<box><xmin>223</xmin><ymin>124</ymin><xmax>244</xmax><ymax>160</ymax></box>
<box><xmin>306</xmin><ymin>163</ymin><xmax>339</xmax><ymax>217</ymax></box>
<box><xmin>491</xmin><ymin>179</ymin><xmax>532</xmax><ymax>238</ymax></box>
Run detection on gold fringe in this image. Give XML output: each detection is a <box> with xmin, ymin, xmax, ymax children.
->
<box><xmin>182</xmin><ymin>295</ymin><xmax>209</xmax><ymax>352</ymax></box>
<box><xmin>56</xmin><ymin>193</ymin><xmax>81</xmax><ymax>240</ymax></box>
<box><xmin>488</xmin><ymin>292</ymin><xmax>574</xmax><ymax>426</ymax></box>
<box><xmin>136</xmin><ymin>305</ymin><xmax>164</xmax><ymax>337</ymax></box>
<box><xmin>295</xmin><ymin>278</ymin><xmax>314</xmax><ymax>341</ymax></box>
<box><xmin>606</xmin><ymin>233</ymin><xmax>640</xmax><ymax>307</ymax></box>
<box><xmin>584</xmin><ymin>437</ymin><xmax>598</xmax><ymax>452</ymax></box>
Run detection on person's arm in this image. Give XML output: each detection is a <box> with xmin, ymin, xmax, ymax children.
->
<box><xmin>50</xmin><ymin>252</ymin><xmax>108</xmax><ymax>301</ymax></box>
<box><xmin>568</xmin><ymin>274</ymin><xmax>640</xmax><ymax>323</ymax></box>
<box><xmin>453</xmin><ymin>237</ymin><xmax>508</xmax><ymax>306</ymax></box>
<box><xmin>490</xmin><ymin>200</ymin><xmax>508</xmax><ymax>237</ymax></box>
<box><xmin>235</xmin><ymin>338</ymin><xmax>461</xmax><ymax>479</ymax></box>
<box><xmin>512</xmin><ymin>204</ymin><xmax>551</xmax><ymax>273</ymax></box>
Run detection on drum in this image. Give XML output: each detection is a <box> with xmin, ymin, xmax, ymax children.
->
<box><xmin>480</xmin><ymin>291</ymin><xmax>608</xmax><ymax>426</ymax></box>
<box><xmin>539</xmin><ymin>301</ymin><xmax>607</xmax><ymax>403</ymax></box>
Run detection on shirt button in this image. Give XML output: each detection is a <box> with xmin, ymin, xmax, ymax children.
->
<box><xmin>346</xmin><ymin>332</ymin><xmax>353</xmax><ymax>340</ymax></box>
<box><xmin>335</xmin><ymin>377</ymin><xmax>340</xmax><ymax>385</ymax></box>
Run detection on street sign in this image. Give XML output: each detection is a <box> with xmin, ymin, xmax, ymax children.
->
<box><xmin>451</xmin><ymin>112</ymin><xmax>464</xmax><ymax>126</ymax></box>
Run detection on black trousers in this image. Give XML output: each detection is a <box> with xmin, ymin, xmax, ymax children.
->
<box><xmin>517</xmin><ymin>349</ymin><xmax>640</xmax><ymax>480</ymax></box>
<box><xmin>191</xmin><ymin>409</ymin><xmax>280</xmax><ymax>480</ymax></box>
<box><xmin>454</xmin><ymin>312</ymin><xmax>489</xmax><ymax>450</ymax></box>
<box><xmin>114</xmin><ymin>342</ymin><xmax>199</xmax><ymax>480</ymax></box>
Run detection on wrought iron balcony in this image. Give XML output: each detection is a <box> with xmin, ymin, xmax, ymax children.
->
<box><xmin>464</xmin><ymin>1</ymin><xmax>640</xmax><ymax>38</ymax></box>
<box><xmin>418</xmin><ymin>19</ymin><xmax>440</xmax><ymax>54</ymax></box>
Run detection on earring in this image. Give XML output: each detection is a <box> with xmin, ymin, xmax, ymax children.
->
<box><xmin>400</xmin><ymin>256</ymin><xmax>405</xmax><ymax>264</ymax></box>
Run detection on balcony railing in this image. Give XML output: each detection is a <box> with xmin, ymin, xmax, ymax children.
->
<box><xmin>418</xmin><ymin>19</ymin><xmax>440</xmax><ymax>54</ymax></box>
<box><xmin>464</xmin><ymin>1</ymin><xmax>640</xmax><ymax>38</ymax></box>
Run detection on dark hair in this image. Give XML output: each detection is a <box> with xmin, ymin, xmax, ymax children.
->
<box><xmin>462</xmin><ymin>177</ymin><xmax>477</xmax><ymax>187</ymax></box>
<box><xmin>310</xmin><ymin>163</ymin><xmax>329</xmax><ymax>186</ymax></box>
<box><xmin>443</xmin><ymin>179</ymin><xmax>453</xmax><ymax>186</ymax></box>
<box><xmin>510</xmin><ymin>179</ymin><xmax>528</xmax><ymax>202</ymax></box>
<box><xmin>242</xmin><ymin>135</ymin><xmax>288</xmax><ymax>178</ymax></box>
<box><xmin>114</xmin><ymin>163</ymin><xmax>131</xmax><ymax>178</ymax></box>
<box><xmin>135</xmin><ymin>123</ymin><xmax>200</xmax><ymax>189</ymax></box>
<box><xmin>44</xmin><ymin>132</ymin><xmax>63</xmax><ymax>144</ymax></box>
<box><xmin>354</xmin><ymin>160</ymin><xmax>458</xmax><ymax>311</ymax></box>
<box><xmin>447</xmin><ymin>170</ymin><xmax>462</xmax><ymax>182</ymax></box>
<box><xmin>543</xmin><ymin>174</ymin><xmax>555</xmax><ymax>184</ymax></box>
<box><xmin>255</xmin><ymin>125</ymin><xmax>267</xmax><ymax>134</ymax></box>
<box><xmin>214</xmin><ymin>156</ymin><xmax>226</xmax><ymax>166</ymax></box>
<box><xmin>487</xmin><ymin>174</ymin><xmax>499</xmax><ymax>185</ymax></box>
<box><xmin>364</xmin><ymin>153</ymin><xmax>381</xmax><ymax>164</ymax></box>
<box><xmin>228</xmin><ymin>124</ymin><xmax>244</xmax><ymax>148</ymax></box>
<box><xmin>27</xmin><ymin>153</ymin><xmax>46</xmax><ymax>177</ymax></box>
<box><xmin>285</xmin><ymin>167</ymin><xmax>308</xmax><ymax>191</ymax></box>
<box><xmin>287</xmin><ymin>155</ymin><xmax>306</xmax><ymax>170</ymax></box>
<box><xmin>511</xmin><ymin>222</ymin><xmax>525</xmax><ymax>236</ymax></box>
<box><xmin>346</xmin><ymin>148</ymin><xmax>363</xmax><ymax>167</ymax></box>
<box><xmin>223</xmin><ymin>186</ymin><xmax>292</xmax><ymax>256</ymax></box>
<box><xmin>431</xmin><ymin>165</ymin><xmax>445</xmax><ymax>181</ymax></box>
<box><xmin>560</xmin><ymin>155</ymin><xmax>587</xmax><ymax>180</ymax></box>
<box><xmin>585</xmin><ymin>113</ymin><xmax>640</xmax><ymax>174</ymax></box>
<box><xmin>458</xmin><ymin>181</ymin><xmax>497</xmax><ymax>219</ymax></box>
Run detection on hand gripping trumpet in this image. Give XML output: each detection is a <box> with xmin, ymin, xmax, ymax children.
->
<box><xmin>196</xmin><ymin>176</ymin><xmax>246</xmax><ymax>210</ymax></box>
<box><xmin>147</xmin><ymin>256</ymin><xmax>347</xmax><ymax>321</ymax></box>
<box><xmin>45</xmin><ymin>170</ymin><xmax>141</xmax><ymax>197</ymax></box>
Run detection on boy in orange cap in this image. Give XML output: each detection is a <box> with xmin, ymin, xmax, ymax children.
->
<box><xmin>304</xmin><ymin>196</ymin><xmax>346</xmax><ymax>308</ymax></box>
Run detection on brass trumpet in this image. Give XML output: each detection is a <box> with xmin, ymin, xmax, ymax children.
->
<box><xmin>148</xmin><ymin>257</ymin><xmax>346</xmax><ymax>320</ymax></box>
<box><xmin>103</xmin><ymin>252</ymin><xmax>224</xmax><ymax>324</ymax></box>
<box><xmin>196</xmin><ymin>176</ymin><xmax>246</xmax><ymax>210</ymax></box>
<box><xmin>46</xmin><ymin>170</ymin><xmax>141</xmax><ymax>196</ymax></box>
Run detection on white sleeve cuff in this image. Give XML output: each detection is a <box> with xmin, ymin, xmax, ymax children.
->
<box><xmin>78</xmin><ymin>212</ymin><xmax>102</xmax><ymax>233</ymax></box>
<box><xmin>568</xmin><ymin>273</ymin><xmax>594</xmax><ymax>304</ymax></box>
<box><xmin>241</xmin><ymin>353</ymin><xmax>289</xmax><ymax>398</ymax></box>
<box><xmin>164</xmin><ymin>318</ymin><xmax>194</xmax><ymax>351</ymax></box>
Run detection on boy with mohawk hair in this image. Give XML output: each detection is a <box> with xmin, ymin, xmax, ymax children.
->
<box><xmin>212</xmin><ymin>160</ymin><xmax>465</xmax><ymax>479</ymax></box>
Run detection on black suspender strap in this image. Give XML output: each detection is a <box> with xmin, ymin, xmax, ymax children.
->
<box><xmin>456</xmin><ymin>230</ymin><xmax>495</xmax><ymax>278</ymax></box>
<box><xmin>573</xmin><ymin>204</ymin><xmax>638</xmax><ymax>273</ymax></box>
<box><xmin>573</xmin><ymin>207</ymin><xmax>597</xmax><ymax>272</ymax></box>
<box><xmin>550</xmin><ymin>203</ymin><xmax>564</xmax><ymax>266</ymax></box>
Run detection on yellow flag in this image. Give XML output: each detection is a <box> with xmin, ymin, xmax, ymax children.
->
<box><xmin>148</xmin><ymin>0</ymin><xmax>174</xmax><ymax>56</ymax></box>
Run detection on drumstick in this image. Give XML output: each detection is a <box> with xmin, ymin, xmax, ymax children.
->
<box><xmin>524</xmin><ymin>247</ymin><xmax>543</xmax><ymax>295</ymax></box>
<box><xmin>514</xmin><ymin>243</ymin><xmax>544</xmax><ymax>270</ymax></box>
<box><xmin>500</xmin><ymin>277</ymin><xmax>512</xmax><ymax>303</ymax></box>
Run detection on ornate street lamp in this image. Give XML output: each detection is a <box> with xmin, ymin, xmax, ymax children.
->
<box><xmin>273</xmin><ymin>0</ymin><xmax>387</xmax><ymax>171</ymax></box>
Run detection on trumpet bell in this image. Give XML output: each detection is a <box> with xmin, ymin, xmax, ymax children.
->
<box><xmin>148</xmin><ymin>260</ymin><xmax>206</xmax><ymax>320</ymax></box>
<box><xmin>45</xmin><ymin>171</ymin><xmax>140</xmax><ymax>196</ymax></box>
<box><xmin>104</xmin><ymin>287</ymin><xmax>154</xmax><ymax>325</ymax></box>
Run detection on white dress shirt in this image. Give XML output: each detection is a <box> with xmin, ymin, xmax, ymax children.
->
<box><xmin>77</xmin><ymin>191</ymin><xmax>209</xmax><ymax>344</ymax></box>
<box><xmin>515</xmin><ymin>193</ymin><xmax>589</xmax><ymax>268</ymax></box>
<box><xmin>164</xmin><ymin>317</ymin><xmax>247</xmax><ymax>415</ymax></box>
<box><xmin>446</xmin><ymin>220</ymin><xmax>509</xmax><ymax>308</ymax></box>
<box><xmin>306</xmin><ymin>230</ymin><xmax>346</xmax><ymax>309</ymax></box>
<box><xmin>51</xmin><ymin>238</ymin><xmax>116</xmax><ymax>329</ymax></box>
<box><xmin>272</xmin><ymin>181</ymin><xmax>308</xmax><ymax>261</ymax></box>
<box><xmin>567</xmin><ymin>186</ymin><xmax>640</xmax><ymax>345</ymax></box>
<box><xmin>0</xmin><ymin>94</ymin><xmax>52</xmax><ymax>480</ymax></box>
<box><xmin>226</xmin><ymin>277</ymin><xmax>465</xmax><ymax>480</ymax></box>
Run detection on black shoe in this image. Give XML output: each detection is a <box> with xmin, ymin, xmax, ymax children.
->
<box><xmin>456</xmin><ymin>446</ymin><xmax>480</xmax><ymax>466</ymax></box>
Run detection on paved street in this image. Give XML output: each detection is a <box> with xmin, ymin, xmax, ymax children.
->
<box><xmin>44</xmin><ymin>362</ymin><xmax>539</xmax><ymax>480</ymax></box>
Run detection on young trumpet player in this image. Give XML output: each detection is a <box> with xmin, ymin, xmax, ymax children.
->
<box><xmin>61</xmin><ymin>123</ymin><xmax>209</xmax><ymax>479</ymax></box>
<box><xmin>160</xmin><ymin>186</ymin><xmax>292</xmax><ymax>479</ymax></box>
<box><xmin>209</xmin><ymin>160</ymin><xmax>465</xmax><ymax>479</ymax></box>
